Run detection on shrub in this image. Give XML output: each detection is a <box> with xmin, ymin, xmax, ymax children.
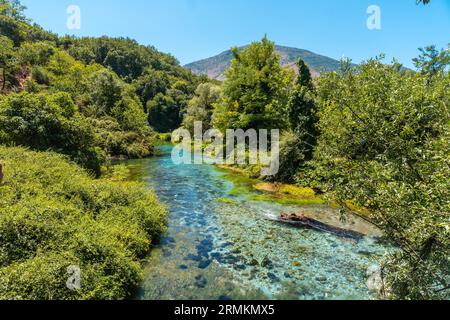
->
<box><xmin>0</xmin><ymin>91</ymin><xmax>104</xmax><ymax>175</ymax></box>
<box><xmin>0</xmin><ymin>146</ymin><xmax>167</xmax><ymax>300</ymax></box>
<box><xmin>92</xmin><ymin>118</ymin><xmax>155</xmax><ymax>158</ymax></box>
<box><xmin>312</xmin><ymin>58</ymin><xmax>449</xmax><ymax>299</ymax></box>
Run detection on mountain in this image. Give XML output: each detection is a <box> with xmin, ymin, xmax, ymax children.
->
<box><xmin>185</xmin><ymin>45</ymin><xmax>343</xmax><ymax>80</ymax></box>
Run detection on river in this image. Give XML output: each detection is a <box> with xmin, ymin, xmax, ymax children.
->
<box><xmin>122</xmin><ymin>145</ymin><xmax>390</xmax><ymax>300</ymax></box>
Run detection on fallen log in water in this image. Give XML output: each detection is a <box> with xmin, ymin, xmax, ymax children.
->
<box><xmin>279</xmin><ymin>212</ymin><xmax>365</xmax><ymax>240</ymax></box>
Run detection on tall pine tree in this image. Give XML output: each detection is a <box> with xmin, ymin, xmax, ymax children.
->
<box><xmin>288</xmin><ymin>59</ymin><xmax>318</xmax><ymax>162</ymax></box>
<box><xmin>275</xmin><ymin>59</ymin><xmax>318</xmax><ymax>182</ymax></box>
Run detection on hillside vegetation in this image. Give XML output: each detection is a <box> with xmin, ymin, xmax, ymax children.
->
<box><xmin>0</xmin><ymin>0</ymin><xmax>173</xmax><ymax>299</ymax></box>
<box><xmin>1</xmin><ymin>0</ymin><xmax>206</xmax><ymax>177</ymax></box>
<box><xmin>0</xmin><ymin>146</ymin><xmax>167</xmax><ymax>299</ymax></box>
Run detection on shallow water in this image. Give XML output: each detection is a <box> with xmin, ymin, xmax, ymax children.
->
<box><xmin>124</xmin><ymin>145</ymin><xmax>390</xmax><ymax>300</ymax></box>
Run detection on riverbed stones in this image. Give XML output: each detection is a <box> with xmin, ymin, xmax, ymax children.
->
<box><xmin>194</xmin><ymin>275</ymin><xmax>208</xmax><ymax>288</ymax></box>
<box><xmin>261</xmin><ymin>256</ymin><xmax>272</xmax><ymax>268</ymax></box>
<box><xmin>198</xmin><ymin>259</ymin><xmax>212</xmax><ymax>269</ymax></box>
<box><xmin>267</xmin><ymin>272</ymin><xmax>280</xmax><ymax>283</ymax></box>
<box><xmin>366</xmin><ymin>264</ymin><xmax>384</xmax><ymax>295</ymax></box>
<box><xmin>249</xmin><ymin>259</ymin><xmax>259</xmax><ymax>266</ymax></box>
<box><xmin>185</xmin><ymin>254</ymin><xmax>201</xmax><ymax>262</ymax></box>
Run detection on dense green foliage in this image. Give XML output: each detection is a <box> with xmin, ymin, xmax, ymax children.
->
<box><xmin>0</xmin><ymin>0</ymin><xmax>56</xmax><ymax>47</ymax></box>
<box><xmin>0</xmin><ymin>0</ymin><xmax>204</xmax><ymax>163</ymax></box>
<box><xmin>147</xmin><ymin>92</ymin><xmax>181</xmax><ymax>133</ymax></box>
<box><xmin>0</xmin><ymin>91</ymin><xmax>104</xmax><ymax>175</ymax></box>
<box><xmin>308</xmin><ymin>58</ymin><xmax>449</xmax><ymax>299</ymax></box>
<box><xmin>0</xmin><ymin>0</ymin><xmax>180</xmax><ymax>300</ymax></box>
<box><xmin>0</xmin><ymin>146</ymin><xmax>167</xmax><ymax>299</ymax></box>
<box><xmin>183</xmin><ymin>83</ymin><xmax>222</xmax><ymax>134</ymax></box>
<box><xmin>57</xmin><ymin>36</ymin><xmax>206</xmax><ymax>133</ymax></box>
<box><xmin>213</xmin><ymin>37</ymin><xmax>294</xmax><ymax>131</ymax></box>
<box><xmin>204</xmin><ymin>40</ymin><xmax>318</xmax><ymax>183</ymax></box>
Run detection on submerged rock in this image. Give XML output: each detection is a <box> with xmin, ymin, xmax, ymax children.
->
<box><xmin>194</xmin><ymin>275</ymin><xmax>208</xmax><ymax>288</ymax></box>
<box><xmin>249</xmin><ymin>259</ymin><xmax>259</xmax><ymax>266</ymax></box>
<box><xmin>198</xmin><ymin>259</ymin><xmax>212</xmax><ymax>269</ymax></box>
<box><xmin>210</xmin><ymin>252</ymin><xmax>222</xmax><ymax>261</ymax></box>
<box><xmin>366</xmin><ymin>264</ymin><xmax>385</xmax><ymax>296</ymax></box>
<box><xmin>261</xmin><ymin>256</ymin><xmax>272</xmax><ymax>268</ymax></box>
<box><xmin>162</xmin><ymin>250</ymin><xmax>173</xmax><ymax>257</ymax></box>
<box><xmin>234</xmin><ymin>264</ymin><xmax>247</xmax><ymax>271</ymax></box>
<box><xmin>267</xmin><ymin>272</ymin><xmax>280</xmax><ymax>282</ymax></box>
<box><xmin>185</xmin><ymin>254</ymin><xmax>202</xmax><ymax>262</ymax></box>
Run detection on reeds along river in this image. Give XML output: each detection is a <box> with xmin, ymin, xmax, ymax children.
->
<box><xmin>122</xmin><ymin>145</ymin><xmax>391</xmax><ymax>300</ymax></box>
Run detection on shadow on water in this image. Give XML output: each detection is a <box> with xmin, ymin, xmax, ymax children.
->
<box><xmin>122</xmin><ymin>145</ymin><xmax>391</xmax><ymax>300</ymax></box>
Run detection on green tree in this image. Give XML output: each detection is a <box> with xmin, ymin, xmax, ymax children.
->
<box><xmin>85</xmin><ymin>69</ymin><xmax>125</xmax><ymax>117</ymax></box>
<box><xmin>312</xmin><ymin>57</ymin><xmax>449</xmax><ymax>299</ymax></box>
<box><xmin>20</xmin><ymin>48</ymin><xmax>155</xmax><ymax>160</ymax></box>
<box><xmin>0</xmin><ymin>0</ymin><xmax>56</xmax><ymax>45</ymax></box>
<box><xmin>110</xmin><ymin>87</ymin><xmax>148</xmax><ymax>133</ymax></box>
<box><xmin>83</xmin><ymin>69</ymin><xmax>148</xmax><ymax>130</ymax></box>
<box><xmin>182</xmin><ymin>83</ymin><xmax>222</xmax><ymax>134</ymax></box>
<box><xmin>18</xmin><ymin>41</ymin><xmax>55</xmax><ymax>66</ymax></box>
<box><xmin>0</xmin><ymin>146</ymin><xmax>167</xmax><ymax>300</ymax></box>
<box><xmin>213</xmin><ymin>37</ymin><xmax>293</xmax><ymax>132</ymax></box>
<box><xmin>0</xmin><ymin>35</ymin><xmax>16</xmax><ymax>91</ymax></box>
<box><xmin>295</xmin><ymin>59</ymin><xmax>314</xmax><ymax>89</ymax></box>
<box><xmin>276</xmin><ymin>59</ymin><xmax>318</xmax><ymax>182</ymax></box>
<box><xmin>0</xmin><ymin>92</ymin><xmax>104</xmax><ymax>174</ymax></box>
<box><xmin>133</xmin><ymin>68</ymin><xmax>170</xmax><ymax>106</ymax></box>
<box><xmin>413</xmin><ymin>45</ymin><xmax>450</xmax><ymax>75</ymax></box>
<box><xmin>0</xmin><ymin>0</ymin><xmax>27</xmax><ymax>21</ymax></box>
<box><xmin>147</xmin><ymin>93</ymin><xmax>180</xmax><ymax>133</ymax></box>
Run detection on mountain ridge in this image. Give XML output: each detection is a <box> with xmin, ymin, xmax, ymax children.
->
<box><xmin>185</xmin><ymin>45</ymin><xmax>343</xmax><ymax>80</ymax></box>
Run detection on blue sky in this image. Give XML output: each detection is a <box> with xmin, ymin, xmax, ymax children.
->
<box><xmin>20</xmin><ymin>0</ymin><xmax>450</xmax><ymax>68</ymax></box>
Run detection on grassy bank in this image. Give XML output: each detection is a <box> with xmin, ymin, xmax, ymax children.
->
<box><xmin>217</xmin><ymin>165</ymin><xmax>324</xmax><ymax>206</ymax></box>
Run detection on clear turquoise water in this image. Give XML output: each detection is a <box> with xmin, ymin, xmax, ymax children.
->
<box><xmin>124</xmin><ymin>145</ymin><xmax>390</xmax><ymax>300</ymax></box>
